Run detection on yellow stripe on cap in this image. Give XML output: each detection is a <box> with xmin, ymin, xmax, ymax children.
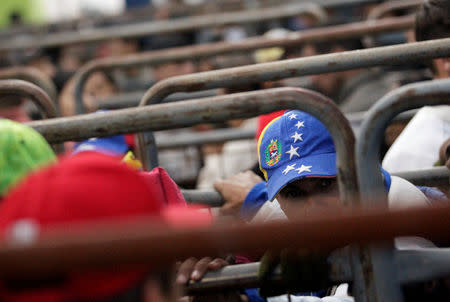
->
<box><xmin>257</xmin><ymin>115</ymin><xmax>282</xmax><ymax>181</ymax></box>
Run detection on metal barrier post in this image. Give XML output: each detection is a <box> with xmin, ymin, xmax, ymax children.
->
<box><xmin>357</xmin><ymin>79</ymin><xmax>450</xmax><ymax>207</ymax></box>
<box><xmin>356</xmin><ymin>79</ymin><xmax>450</xmax><ymax>302</ymax></box>
<box><xmin>0</xmin><ymin>79</ymin><xmax>62</xmax><ymax>153</ymax></box>
<box><xmin>0</xmin><ymin>67</ymin><xmax>58</xmax><ymax>103</ymax></box>
<box><xmin>0</xmin><ymin>80</ymin><xmax>58</xmax><ymax>120</ymax></box>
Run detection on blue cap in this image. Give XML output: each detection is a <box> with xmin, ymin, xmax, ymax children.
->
<box><xmin>73</xmin><ymin>135</ymin><xmax>129</xmax><ymax>156</ymax></box>
<box><xmin>72</xmin><ymin>110</ymin><xmax>129</xmax><ymax>157</ymax></box>
<box><xmin>257</xmin><ymin>110</ymin><xmax>336</xmax><ymax>201</ymax></box>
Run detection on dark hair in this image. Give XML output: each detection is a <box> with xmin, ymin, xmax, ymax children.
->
<box><xmin>0</xmin><ymin>94</ymin><xmax>24</xmax><ymax>108</ymax></box>
<box><xmin>415</xmin><ymin>0</ymin><xmax>450</xmax><ymax>41</ymax></box>
<box><xmin>311</xmin><ymin>38</ymin><xmax>363</xmax><ymax>55</ymax></box>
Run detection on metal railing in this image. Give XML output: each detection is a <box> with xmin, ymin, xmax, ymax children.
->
<box><xmin>0</xmin><ymin>67</ymin><xmax>58</xmax><ymax>103</ymax></box>
<box><xmin>0</xmin><ymin>79</ymin><xmax>62</xmax><ymax>153</ymax></box>
<box><xmin>17</xmin><ymin>85</ymin><xmax>450</xmax><ymax>302</ymax></box>
<box><xmin>0</xmin><ymin>0</ymin><xmax>380</xmax><ymax>53</ymax></box>
<box><xmin>135</xmin><ymin>38</ymin><xmax>450</xmax><ymax>169</ymax></box>
<box><xmin>185</xmin><ymin>247</ymin><xmax>450</xmax><ymax>295</ymax></box>
<box><xmin>0</xmin><ymin>80</ymin><xmax>57</xmax><ymax>119</ymax></box>
<box><xmin>362</xmin><ymin>0</ymin><xmax>424</xmax><ymax>48</ymax></box>
<box><xmin>27</xmin><ymin>87</ymin><xmax>359</xmax><ymax>205</ymax></box>
<box><xmin>357</xmin><ymin>79</ymin><xmax>450</xmax><ymax>206</ymax></box>
<box><xmin>73</xmin><ymin>15</ymin><xmax>415</xmax><ymax>114</ymax></box>
<box><xmin>0</xmin><ymin>202</ymin><xmax>448</xmax><ymax>283</ymax></box>
<box><xmin>354</xmin><ymin>79</ymin><xmax>450</xmax><ymax>302</ymax></box>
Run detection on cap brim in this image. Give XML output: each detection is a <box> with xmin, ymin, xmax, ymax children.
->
<box><xmin>266</xmin><ymin>152</ymin><xmax>337</xmax><ymax>201</ymax></box>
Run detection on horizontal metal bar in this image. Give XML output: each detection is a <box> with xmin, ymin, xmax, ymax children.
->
<box><xmin>181</xmin><ymin>167</ymin><xmax>449</xmax><ymax>207</ymax></box>
<box><xmin>0</xmin><ymin>0</ymin><xmax>378</xmax><ymax>52</ymax></box>
<box><xmin>0</xmin><ymin>204</ymin><xmax>448</xmax><ymax>279</ymax></box>
<box><xmin>181</xmin><ymin>190</ymin><xmax>226</xmax><ymax>207</ymax></box>
<box><xmin>26</xmin><ymin>87</ymin><xmax>351</xmax><ymax>144</ymax></box>
<box><xmin>394</xmin><ymin>167</ymin><xmax>449</xmax><ymax>187</ymax></box>
<box><xmin>346</xmin><ymin>109</ymin><xmax>418</xmax><ymax>125</ymax></box>
<box><xmin>73</xmin><ymin>15</ymin><xmax>414</xmax><ymax>114</ymax></box>
<box><xmin>157</xmin><ymin>128</ymin><xmax>255</xmax><ymax>149</ymax></box>
<box><xmin>95</xmin><ymin>89</ymin><xmax>219</xmax><ymax>110</ymax></box>
<box><xmin>157</xmin><ymin>109</ymin><xmax>419</xmax><ymax>150</ymax></box>
<box><xmin>139</xmin><ymin>38</ymin><xmax>450</xmax><ymax>107</ymax></box>
<box><xmin>185</xmin><ymin>248</ymin><xmax>450</xmax><ymax>294</ymax></box>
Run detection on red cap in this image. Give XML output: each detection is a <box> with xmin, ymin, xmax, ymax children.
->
<box><xmin>0</xmin><ymin>153</ymin><xmax>211</xmax><ymax>302</ymax></box>
<box><xmin>140</xmin><ymin>167</ymin><xmax>186</xmax><ymax>207</ymax></box>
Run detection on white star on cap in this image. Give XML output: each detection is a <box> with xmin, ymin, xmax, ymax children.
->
<box><xmin>288</xmin><ymin>113</ymin><xmax>298</xmax><ymax>120</ymax></box>
<box><xmin>282</xmin><ymin>163</ymin><xmax>296</xmax><ymax>175</ymax></box>
<box><xmin>295</xmin><ymin>121</ymin><xmax>305</xmax><ymax>129</ymax></box>
<box><xmin>291</xmin><ymin>132</ymin><xmax>303</xmax><ymax>143</ymax></box>
<box><xmin>296</xmin><ymin>164</ymin><xmax>312</xmax><ymax>174</ymax></box>
<box><xmin>286</xmin><ymin>145</ymin><xmax>300</xmax><ymax>160</ymax></box>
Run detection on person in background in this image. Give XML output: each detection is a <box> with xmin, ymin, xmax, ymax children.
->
<box><xmin>0</xmin><ymin>95</ymin><xmax>31</xmax><ymax>123</ymax></box>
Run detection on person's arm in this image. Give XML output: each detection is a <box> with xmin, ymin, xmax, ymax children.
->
<box><xmin>214</xmin><ymin>171</ymin><xmax>264</xmax><ymax>218</ymax></box>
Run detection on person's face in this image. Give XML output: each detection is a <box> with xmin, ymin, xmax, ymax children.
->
<box><xmin>0</xmin><ymin>105</ymin><xmax>31</xmax><ymax>123</ymax></box>
<box><xmin>275</xmin><ymin>177</ymin><xmax>339</xmax><ymax>219</ymax></box>
<box><xmin>433</xmin><ymin>57</ymin><xmax>450</xmax><ymax>79</ymax></box>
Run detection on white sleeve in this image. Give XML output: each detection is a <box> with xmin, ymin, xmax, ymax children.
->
<box><xmin>382</xmin><ymin>106</ymin><xmax>450</xmax><ymax>172</ymax></box>
<box><xmin>388</xmin><ymin>176</ymin><xmax>436</xmax><ymax>249</ymax></box>
<box><xmin>250</xmin><ymin>199</ymin><xmax>288</xmax><ymax>224</ymax></box>
<box><xmin>388</xmin><ymin>176</ymin><xmax>429</xmax><ymax>209</ymax></box>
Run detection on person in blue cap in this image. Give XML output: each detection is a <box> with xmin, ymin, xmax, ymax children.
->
<box><xmin>217</xmin><ymin>110</ymin><xmax>430</xmax><ymax>224</ymax></box>
<box><xmin>212</xmin><ymin>110</ymin><xmax>432</xmax><ymax>302</ymax></box>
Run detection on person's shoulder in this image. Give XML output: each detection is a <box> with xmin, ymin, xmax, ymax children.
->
<box><xmin>388</xmin><ymin>176</ymin><xmax>429</xmax><ymax>208</ymax></box>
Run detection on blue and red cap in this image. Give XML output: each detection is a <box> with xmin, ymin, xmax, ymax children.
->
<box><xmin>72</xmin><ymin>135</ymin><xmax>129</xmax><ymax>156</ymax></box>
<box><xmin>257</xmin><ymin>110</ymin><xmax>336</xmax><ymax>201</ymax></box>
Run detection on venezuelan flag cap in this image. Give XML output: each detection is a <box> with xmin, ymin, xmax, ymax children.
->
<box><xmin>257</xmin><ymin>110</ymin><xmax>337</xmax><ymax>201</ymax></box>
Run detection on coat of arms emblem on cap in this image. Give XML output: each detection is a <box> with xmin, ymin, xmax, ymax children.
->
<box><xmin>265</xmin><ymin>139</ymin><xmax>282</xmax><ymax>166</ymax></box>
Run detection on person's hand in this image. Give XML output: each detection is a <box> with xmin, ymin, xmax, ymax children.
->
<box><xmin>176</xmin><ymin>256</ymin><xmax>233</xmax><ymax>302</ymax></box>
<box><xmin>214</xmin><ymin>171</ymin><xmax>263</xmax><ymax>217</ymax></box>
<box><xmin>258</xmin><ymin>248</ymin><xmax>331</xmax><ymax>297</ymax></box>
<box><xmin>176</xmin><ymin>257</ymin><xmax>229</xmax><ymax>286</ymax></box>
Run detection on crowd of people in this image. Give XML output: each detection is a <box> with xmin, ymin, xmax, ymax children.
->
<box><xmin>0</xmin><ymin>0</ymin><xmax>449</xmax><ymax>301</ymax></box>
